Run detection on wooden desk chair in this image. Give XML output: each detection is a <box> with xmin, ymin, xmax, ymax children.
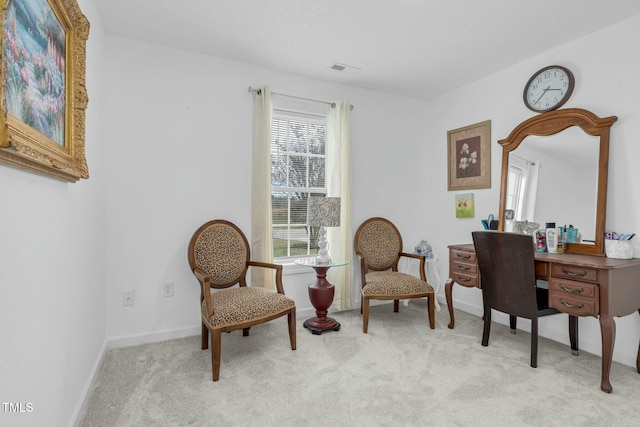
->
<box><xmin>188</xmin><ymin>220</ymin><xmax>296</xmax><ymax>380</ymax></box>
<box><xmin>472</xmin><ymin>231</ymin><xmax>576</xmax><ymax>368</ymax></box>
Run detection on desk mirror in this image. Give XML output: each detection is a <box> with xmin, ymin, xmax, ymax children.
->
<box><xmin>497</xmin><ymin>108</ymin><xmax>617</xmax><ymax>255</ymax></box>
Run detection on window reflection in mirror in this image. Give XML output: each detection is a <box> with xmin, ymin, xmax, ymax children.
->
<box><xmin>506</xmin><ymin>155</ymin><xmax>538</xmax><ymax>222</ymax></box>
<box><xmin>505</xmin><ymin>127</ymin><xmax>599</xmax><ymax>243</ymax></box>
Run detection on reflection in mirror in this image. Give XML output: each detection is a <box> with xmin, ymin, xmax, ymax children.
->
<box><xmin>506</xmin><ymin>154</ymin><xmax>539</xmax><ymax>222</ymax></box>
<box><xmin>498</xmin><ymin>108</ymin><xmax>617</xmax><ymax>256</ymax></box>
<box><xmin>505</xmin><ymin>127</ymin><xmax>600</xmax><ymax>243</ymax></box>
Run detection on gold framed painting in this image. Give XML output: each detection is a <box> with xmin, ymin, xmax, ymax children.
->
<box><xmin>0</xmin><ymin>0</ymin><xmax>90</xmax><ymax>182</ymax></box>
<box><xmin>447</xmin><ymin>120</ymin><xmax>491</xmax><ymax>191</ymax></box>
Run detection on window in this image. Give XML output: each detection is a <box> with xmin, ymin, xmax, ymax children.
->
<box><xmin>270</xmin><ymin>109</ymin><xmax>327</xmax><ymax>259</ymax></box>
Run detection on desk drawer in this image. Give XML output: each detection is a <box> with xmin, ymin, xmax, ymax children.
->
<box><xmin>549</xmin><ymin>279</ymin><xmax>598</xmax><ymax>298</ymax></box>
<box><xmin>549</xmin><ymin>294</ymin><xmax>599</xmax><ymax>317</ymax></box>
<box><xmin>451</xmin><ymin>271</ymin><xmax>478</xmax><ymax>288</ymax></box>
<box><xmin>551</xmin><ymin>264</ymin><xmax>598</xmax><ymax>283</ymax></box>
<box><xmin>452</xmin><ymin>261</ymin><xmax>477</xmax><ymax>275</ymax></box>
<box><xmin>549</xmin><ymin>278</ymin><xmax>599</xmax><ymax>317</ymax></box>
<box><xmin>451</xmin><ymin>249</ymin><xmax>476</xmax><ymax>263</ymax></box>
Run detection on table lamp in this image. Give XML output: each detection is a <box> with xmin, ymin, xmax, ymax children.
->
<box><xmin>308</xmin><ymin>197</ymin><xmax>341</xmax><ymax>264</ymax></box>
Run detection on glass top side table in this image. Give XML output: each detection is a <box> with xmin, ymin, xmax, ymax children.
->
<box><xmin>294</xmin><ymin>258</ymin><xmax>348</xmax><ymax>335</ymax></box>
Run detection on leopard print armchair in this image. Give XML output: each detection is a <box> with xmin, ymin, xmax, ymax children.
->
<box><xmin>188</xmin><ymin>219</ymin><xmax>296</xmax><ymax>381</ymax></box>
<box><xmin>354</xmin><ymin>217</ymin><xmax>435</xmax><ymax>333</ymax></box>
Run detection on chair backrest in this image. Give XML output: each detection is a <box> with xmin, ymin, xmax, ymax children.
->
<box><xmin>472</xmin><ymin>231</ymin><xmax>538</xmax><ymax>319</ymax></box>
<box><xmin>188</xmin><ymin>220</ymin><xmax>250</xmax><ymax>288</ymax></box>
<box><xmin>354</xmin><ymin>217</ymin><xmax>402</xmax><ymax>271</ymax></box>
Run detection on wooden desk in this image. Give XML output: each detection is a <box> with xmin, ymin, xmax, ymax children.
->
<box><xmin>445</xmin><ymin>243</ymin><xmax>640</xmax><ymax>393</ymax></box>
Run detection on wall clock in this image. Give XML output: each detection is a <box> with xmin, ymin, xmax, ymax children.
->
<box><xmin>523</xmin><ymin>65</ymin><xmax>575</xmax><ymax>113</ymax></box>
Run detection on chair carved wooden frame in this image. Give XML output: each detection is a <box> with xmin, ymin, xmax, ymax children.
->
<box><xmin>188</xmin><ymin>219</ymin><xmax>296</xmax><ymax>381</ymax></box>
<box><xmin>354</xmin><ymin>217</ymin><xmax>435</xmax><ymax>333</ymax></box>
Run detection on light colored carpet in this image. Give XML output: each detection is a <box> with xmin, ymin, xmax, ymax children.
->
<box><xmin>80</xmin><ymin>302</ymin><xmax>640</xmax><ymax>426</ymax></box>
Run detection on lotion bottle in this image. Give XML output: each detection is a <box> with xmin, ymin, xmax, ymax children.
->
<box><xmin>546</xmin><ymin>222</ymin><xmax>558</xmax><ymax>254</ymax></box>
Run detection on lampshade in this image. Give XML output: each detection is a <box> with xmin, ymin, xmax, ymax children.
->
<box><xmin>308</xmin><ymin>197</ymin><xmax>341</xmax><ymax>264</ymax></box>
<box><xmin>308</xmin><ymin>197</ymin><xmax>341</xmax><ymax>227</ymax></box>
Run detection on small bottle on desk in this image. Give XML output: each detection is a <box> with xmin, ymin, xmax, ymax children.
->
<box><xmin>546</xmin><ymin>222</ymin><xmax>559</xmax><ymax>254</ymax></box>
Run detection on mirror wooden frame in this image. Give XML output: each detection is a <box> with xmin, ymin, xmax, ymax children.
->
<box><xmin>497</xmin><ymin>108</ymin><xmax>617</xmax><ymax>256</ymax></box>
<box><xmin>0</xmin><ymin>0</ymin><xmax>90</xmax><ymax>182</ymax></box>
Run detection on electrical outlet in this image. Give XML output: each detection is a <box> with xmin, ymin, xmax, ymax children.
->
<box><xmin>162</xmin><ymin>282</ymin><xmax>174</xmax><ymax>297</ymax></box>
<box><xmin>122</xmin><ymin>290</ymin><xmax>135</xmax><ymax>307</ymax></box>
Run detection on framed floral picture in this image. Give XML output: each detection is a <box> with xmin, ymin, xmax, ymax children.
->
<box><xmin>447</xmin><ymin>120</ymin><xmax>491</xmax><ymax>191</ymax></box>
<box><xmin>0</xmin><ymin>0</ymin><xmax>90</xmax><ymax>182</ymax></box>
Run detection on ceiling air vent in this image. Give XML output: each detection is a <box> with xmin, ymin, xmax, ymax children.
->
<box><xmin>329</xmin><ymin>62</ymin><xmax>361</xmax><ymax>74</ymax></box>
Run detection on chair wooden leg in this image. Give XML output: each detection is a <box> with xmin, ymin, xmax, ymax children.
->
<box><xmin>531</xmin><ymin>318</ymin><xmax>538</xmax><ymax>368</ymax></box>
<box><xmin>242</xmin><ymin>327</ymin><xmax>250</xmax><ymax>337</ymax></box>
<box><xmin>212</xmin><ymin>329</ymin><xmax>221</xmax><ymax>381</ymax></box>
<box><xmin>637</xmin><ymin>309</ymin><xmax>640</xmax><ymax>373</ymax></box>
<box><xmin>569</xmin><ymin>315</ymin><xmax>579</xmax><ymax>355</ymax></box>
<box><xmin>427</xmin><ymin>294</ymin><xmax>435</xmax><ymax>329</ymax></box>
<box><xmin>288</xmin><ymin>309</ymin><xmax>297</xmax><ymax>350</ymax></box>
<box><xmin>363</xmin><ymin>298</ymin><xmax>370</xmax><ymax>333</ymax></box>
<box><xmin>393</xmin><ymin>299</ymin><xmax>399</xmax><ymax>313</ymax></box>
<box><xmin>201</xmin><ymin>322</ymin><xmax>209</xmax><ymax>350</ymax></box>
<box><xmin>481</xmin><ymin>306</ymin><xmax>491</xmax><ymax>347</ymax></box>
<box><xmin>510</xmin><ymin>315</ymin><xmax>517</xmax><ymax>334</ymax></box>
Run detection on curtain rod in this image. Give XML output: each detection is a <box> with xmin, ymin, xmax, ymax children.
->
<box><xmin>248</xmin><ymin>86</ymin><xmax>354</xmax><ymax>110</ymax></box>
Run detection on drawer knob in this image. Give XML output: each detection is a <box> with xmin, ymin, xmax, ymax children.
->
<box><xmin>560</xmin><ymin>300</ymin><xmax>584</xmax><ymax>310</ymax></box>
<box><xmin>458</xmin><ymin>277</ymin><xmax>472</xmax><ymax>282</ymax></box>
<box><xmin>456</xmin><ymin>265</ymin><xmax>471</xmax><ymax>271</ymax></box>
<box><xmin>561</xmin><ymin>268</ymin><xmax>587</xmax><ymax>277</ymax></box>
<box><xmin>559</xmin><ymin>285</ymin><xmax>584</xmax><ymax>294</ymax></box>
<box><xmin>456</xmin><ymin>253</ymin><xmax>471</xmax><ymax>260</ymax></box>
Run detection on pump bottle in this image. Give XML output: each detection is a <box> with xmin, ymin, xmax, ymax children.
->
<box><xmin>546</xmin><ymin>222</ymin><xmax>558</xmax><ymax>254</ymax></box>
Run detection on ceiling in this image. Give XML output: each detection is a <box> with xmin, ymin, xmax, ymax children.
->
<box><xmin>95</xmin><ymin>0</ymin><xmax>640</xmax><ymax>101</ymax></box>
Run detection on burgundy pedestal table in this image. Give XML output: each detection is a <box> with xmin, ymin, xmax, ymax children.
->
<box><xmin>294</xmin><ymin>258</ymin><xmax>347</xmax><ymax>335</ymax></box>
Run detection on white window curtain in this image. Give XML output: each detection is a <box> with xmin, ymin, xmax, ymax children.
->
<box><xmin>326</xmin><ymin>101</ymin><xmax>354</xmax><ymax>310</ymax></box>
<box><xmin>251</xmin><ymin>86</ymin><xmax>275</xmax><ymax>289</ymax></box>
<box><xmin>522</xmin><ymin>160</ymin><xmax>540</xmax><ymax>222</ymax></box>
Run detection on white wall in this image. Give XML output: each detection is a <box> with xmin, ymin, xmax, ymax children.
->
<box><xmin>0</xmin><ymin>1</ymin><xmax>106</xmax><ymax>426</ymax></box>
<box><xmin>424</xmin><ymin>15</ymin><xmax>640</xmax><ymax>366</ymax></box>
<box><xmin>102</xmin><ymin>15</ymin><xmax>640</xmax><ymax>369</ymax></box>
<box><xmin>102</xmin><ymin>36</ymin><xmax>435</xmax><ymax>343</ymax></box>
<box><xmin>526</xmin><ymin>145</ymin><xmax>597</xmax><ymax>237</ymax></box>
<box><xmin>4</xmin><ymin>6</ymin><xmax>640</xmax><ymax>425</ymax></box>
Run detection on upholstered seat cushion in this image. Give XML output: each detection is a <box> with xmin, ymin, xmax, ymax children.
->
<box><xmin>202</xmin><ymin>286</ymin><xmax>295</xmax><ymax>329</ymax></box>
<box><xmin>362</xmin><ymin>271</ymin><xmax>434</xmax><ymax>297</ymax></box>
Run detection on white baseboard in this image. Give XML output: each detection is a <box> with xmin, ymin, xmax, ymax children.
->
<box><xmin>105</xmin><ymin>311</ymin><xmax>321</xmax><ymax>350</ymax></box>
<box><xmin>447</xmin><ymin>298</ymin><xmax>484</xmax><ymax>317</ymax></box>
<box><xmin>68</xmin><ymin>341</ymin><xmax>108</xmax><ymax>427</ymax></box>
<box><xmin>108</xmin><ymin>326</ymin><xmax>202</xmax><ymax>349</ymax></box>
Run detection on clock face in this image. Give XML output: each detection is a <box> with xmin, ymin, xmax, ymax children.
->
<box><xmin>523</xmin><ymin>66</ymin><xmax>575</xmax><ymax>113</ymax></box>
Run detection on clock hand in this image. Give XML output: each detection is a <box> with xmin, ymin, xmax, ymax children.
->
<box><xmin>533</xmin><ymin>87</ymin><xmax>550</xmax><ymax>105</ymax></box>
